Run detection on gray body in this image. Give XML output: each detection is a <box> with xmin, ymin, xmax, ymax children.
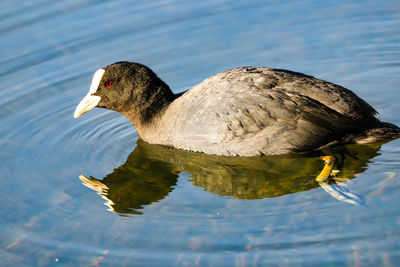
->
<box><xmin>136</xmin><ymin>67</ymin><xmax>395</xmax><ymax>156</ymax></box>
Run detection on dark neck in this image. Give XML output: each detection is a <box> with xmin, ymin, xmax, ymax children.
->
<box><xmin>122</xmin><ymin>82</ymin><xmax>176</xmax><ymax>128</ymax></box>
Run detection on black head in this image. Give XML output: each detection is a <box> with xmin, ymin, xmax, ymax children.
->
<box><xmin>74</xmin><ymin>61</ymin><xmax>174</xmax><ymax>124</ymax></box>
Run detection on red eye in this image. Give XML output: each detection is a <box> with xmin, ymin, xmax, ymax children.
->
<box><xmin>105</xmin><ymin>81</ymin><xmax>112</xmax><ymax>87</ymax></box>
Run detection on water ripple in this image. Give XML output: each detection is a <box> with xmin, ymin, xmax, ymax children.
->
<box><xmin>1</xmin><ymin>0</ymin><xmax>400</xmax><ymax>266</ymax></box>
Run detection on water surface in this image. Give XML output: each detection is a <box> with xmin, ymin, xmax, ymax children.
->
<box><xmin>1</xmin><ymin>0</ymin><xmax>400</xmax><ymax>266</ymax></box>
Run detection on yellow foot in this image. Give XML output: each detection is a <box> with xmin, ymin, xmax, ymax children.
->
<box><xmin>315</xmin><ymin>156</ymin><xmax>365</xmax><ymax>205</ymax></box>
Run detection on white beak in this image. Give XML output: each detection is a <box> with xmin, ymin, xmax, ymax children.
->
<box><xmin>74</xmin><ymin>95</ymin><xmax>101</xmax><ymax>118</ymax></box>
<box><xmin>74</xmin><ymin>69</ymin><xmax>105</xmax><ymax>118</ymax></box>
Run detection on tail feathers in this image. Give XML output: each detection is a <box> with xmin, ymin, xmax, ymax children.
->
<box><xmin>354</xmin><ymin>122</ymin><xmax>400</xmax><ymax>144</ymax></box>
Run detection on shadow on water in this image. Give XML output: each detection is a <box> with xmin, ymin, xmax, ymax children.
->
<box><xmin>79</xmin><ymin>139</ymin><xmax>384</xmax><ymax>216</ymax></box>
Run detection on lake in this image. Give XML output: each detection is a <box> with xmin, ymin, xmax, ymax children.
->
<box><xmin>1</xmin><ymin>0</ymin><xmax>400</xmax><ymax>266</ymax></box>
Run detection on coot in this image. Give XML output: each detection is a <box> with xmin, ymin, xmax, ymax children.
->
<box><xmin>74</xmin><ymin>62</ymin><xmax>399</xmax><ymax>156</ymax></box>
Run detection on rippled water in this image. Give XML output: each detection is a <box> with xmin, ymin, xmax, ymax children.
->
<box><xmin>1</xmin><ymin>0</ymin><xmax>400</xmax><ymax>266</ymax></box>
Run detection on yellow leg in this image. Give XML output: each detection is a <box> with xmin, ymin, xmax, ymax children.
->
<box><xmin>316</xmin><ymin>155</ymin><xmax>336</xmax><ymax>182</ymax></box>
<box><xmin>315</xmin><ymin>156</ymin><xmax>364</xmax><ymax>205</ymax></box>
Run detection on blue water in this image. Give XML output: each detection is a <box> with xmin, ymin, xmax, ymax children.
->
<box><xmin>1</xmin><ymin>0</ymin><xmax>400</xmax><ymax>266</ymax></box>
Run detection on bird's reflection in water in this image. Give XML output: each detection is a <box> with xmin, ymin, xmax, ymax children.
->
<box><xmin>79</xmin><ymin>139</ymin><xmax>384</xmax><ymax>215</ymax></box>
